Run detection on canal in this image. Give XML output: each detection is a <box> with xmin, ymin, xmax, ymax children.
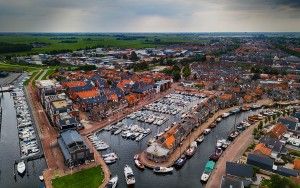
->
<box><xmin>0</xmin><ymin>80</ymin><xmax>46</xmax><ymax>188</ymax></box>
<box><xmin>96</xmin><ymin>108</ymin><xmax>261</xmax><ymax>188</ymax></box>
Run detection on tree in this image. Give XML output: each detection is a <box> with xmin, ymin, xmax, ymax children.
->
<box><xmin>129</xmin><ymin>51</ymin><xmax>139</xmax><ymax>61</ymax></box>
<box><xmin>253</xmin><ymin>128</ymin><xmax>258</xmax><ymax>136</ymax></box>
<box><xmin>261</xmin><ymin>174</ymin><xmax>298</xmax><ymax>188</ymax></box>
<box><xmin>133</xmin><ymin>62</ymin><xmax>149</xmax><ymax>72</ymax></box>
<box><xmin>78</xmin><ymin>65</ymin><xmax>97</xmax><ymax>71</ymax></box>
<box><xmin>182</xmin><ymin>65</ymin><xmax>191</xmax><ymax>79</ymax></box>
<box><xmin>258</xmin><ymin>121</ymin><xmax>263</xmax><ymax>130</ymax></box>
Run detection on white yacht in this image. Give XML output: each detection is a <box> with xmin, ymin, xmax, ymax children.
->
<box><xmin>124</xmin><ymin>165</ymin><xmax>135</xmax><ymax>185</ymax></box>
<box><xmin>106</xmin><ymin>175</ymin><xmax>118</xmax><ymax>188</ymax></box>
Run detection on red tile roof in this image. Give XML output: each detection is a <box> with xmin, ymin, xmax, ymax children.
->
<box><xmin>75</xmin><ymin>89</ymin><xmax>99</xmax><ymax>99</ymax></box>
<box><xmin>63</xmin><ymin>81</ymin><xmax>86</xmax><ymax>88</ymax></box>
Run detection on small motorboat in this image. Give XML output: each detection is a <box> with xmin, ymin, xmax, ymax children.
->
<box><xmin>102</xmin><ymin>152</ymin><xmax>117</xmax><ymax>159</ymax></box>
<box><xmin>221</xmin><ymin>140</ymin><xmax>231</xmax><ymax>150</ymax></box>
<box><xmin>201</xmin><ymin>161</ymin><xmax>215</xmax><ymax>183</ymax></box>
<box><xmin>216</xmin><ymin>139</ymin><xmax>226</xmax><ymax>148</ymax></box>
<box><xmin>228</xmin><ymin>131</ymin><xmax>239</xmax><ymax>141</ymax></box>
<box><xmin>105</xmin><ymin>158</ymin><xmax>117</xmax><ymax>165</ymax></box>
<box><xmin>185</xmin><ymin>141</ymin><xmax>197</xmax><ymax>158</ymax></box>
<box><xmin>134</xmin><ymin>154</ymin><xmax>139</xmax><ymax>160</ymax></box>
<box><xmin>95</xmin><ymin>143</ymin><xmax>110</xmax><ymax>151</ymax></box>
<box><xmin>17</xmin><ymin>161</ymin><xmax>26</xmax><ymax>174</ymax></box>
<box><xmin>174</xmin><ymin>155</ymin><xmax>187</xmax><ymax>169</ymax></box>
<box><xmin>209</xmin><ymin>148</ymin><xmax>223</xmax><ymax>162</ymax></box>
<box><xmin>204</xmin><ymin>129</ymin><xmax>211</xmax><ymax>135</ymax></box>
<box><xmin>209</xmin><ymin>122</ymin><xmax>217</xmax><ymax>129</ymax></box>
<box><xmin>153</xmin><ymin>166</ymin><xmax>173</xmax><ymax>174</ymax></box>
<box><xmin>236</xmin><ymin>123</ymin><xmax>245</xmax><ymax>131</ymax></box>
<box><xmin>196</xmin><ymin>135</ymin><xmax>205</xmax><ymax>143</ymax></box>
<box><xmin>124</xmin><ymin>165</ymin><xmax>135</xmax><ymax>185</ymax></box>
<box><xmin>222</xmin><ymin>112</ymin><xmax>230</xmax><ymax>118</ymax></box>
<box><xmin>39</xmin><ymin>175</ymin><xmax>44</xmax><ymax>181</ymax></box>
<box><xmin>134</xmin><ymin>159</ymin><xmax>145</xmax><ymax>170</ymax></box>
<box><xmin>216</xmin><ymin>117</ymin><xmax>222</xmax><ymax>122</ymax></box>
<box><xmin>106</xmin><ymin>175</ymin><xmax>118</xmax><ymax>188</ymax></box>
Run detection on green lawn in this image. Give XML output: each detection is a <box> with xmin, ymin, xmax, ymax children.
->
<box><xmin>52</xmin><ymin>166</ymin><xmax>104</xmax><ymax>188</ymax></box>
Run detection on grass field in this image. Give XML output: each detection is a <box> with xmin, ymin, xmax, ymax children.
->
<box><xmin>52</xmin><ymin>166</ymin><xmax>104</xmax><ymax>188</ymax></box>
<box><xmin>0</xmin><ymin>33</ymin><xmax>208</xmax><ymax>56</ymax></box>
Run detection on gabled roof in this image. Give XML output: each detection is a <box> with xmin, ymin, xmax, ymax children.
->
<box><xmin>268</xmin><ymin>123</ymin><xmax>287</xmax><ymax>139</ymax></box>
<box><xmin>226</xmin><ymin>162</ymin><xmax>254</xmax><ymax>179</ymax></box>
<box><xmin>254</xmin><ymin>143</ymin><xmax>272</xmax><ymax>156</ymax></box>
<box><xmin>76</xmin><ymin>89</ymin><xmax>99</xmax><ymax>99</ymax></box>
<box><xmin>63</xmin><ymin>81</ymin><xmax>86</xmax><ymax>88</ymax></box>
<box><xmin>259</xmin><ymin>135</ymin><xmax>284</xmax><ymax>153</ymax></box>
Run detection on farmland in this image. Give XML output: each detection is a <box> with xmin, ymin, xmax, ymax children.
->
<box><xmin>0</xmin><ymin>33</ymin><xmax>207</xmax><ymax>56</ymax></box>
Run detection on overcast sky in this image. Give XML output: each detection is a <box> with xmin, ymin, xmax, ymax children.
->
<box><xmin>0</xmin><ymin>0</ymin><xmax>299</xmax><ymax>32</ymax></box>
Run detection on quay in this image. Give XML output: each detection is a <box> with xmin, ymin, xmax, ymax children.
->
<box><xmin>139</xmin><ymin>99</ymin><xmax>274</xmax><ymax>168</ymax></box>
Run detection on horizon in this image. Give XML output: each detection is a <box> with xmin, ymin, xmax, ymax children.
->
<box><xmin>0</xmin><ymin>0</ymin><xmax>299</xmax><ymax>32</ymax></box>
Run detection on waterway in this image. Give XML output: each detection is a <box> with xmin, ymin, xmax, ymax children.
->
<box><xmin>96</xmin><ymin>108</ymin><xmax>261</xmax><ymax>188</ymax></box>
<box><xmin>0</xmin><ymin>84</ymin><xmax>46</xmax><ymax>187</ymax></box>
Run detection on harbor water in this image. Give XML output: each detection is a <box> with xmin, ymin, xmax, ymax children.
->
<box><xmin>0</xmin><ymin>91</ymin><xmax>47</xmax><ymax>188</ymax></box>
<box><xmin>96</xmin><ymin>108</ymin><xmax>261</xmax><ymax>188</ymax></box>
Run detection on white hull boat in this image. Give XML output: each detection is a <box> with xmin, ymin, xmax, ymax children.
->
<box><xmin>17</xmin><ymin>161</ymin><xmax>26</xmax><ymax>174</ymax></box>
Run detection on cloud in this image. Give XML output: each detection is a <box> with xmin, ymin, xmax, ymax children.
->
<box><xmin>0</xmin><ymin>0</ymin><xmax>299</xmax><ymax>32</ymax></box>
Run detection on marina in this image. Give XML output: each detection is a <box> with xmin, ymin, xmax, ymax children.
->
<box><xmin>0</xmin><ymin>74</ymin><xmax>46</xmax><ymax>188</ymax></box>
<box><xmin>96</xmin><ymin>95</ymin><xmax>263</xmax><ymax>187</ymax></box>
<box><xmin>11</xmin><ymin>76</ymin><xmax>42</xmax><ymax>159</ymax></box>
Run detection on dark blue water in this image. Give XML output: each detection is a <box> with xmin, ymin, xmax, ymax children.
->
<box><xmin>96</xmin><ymin>108</ymin><xmax>260</xmax><ymax>188</ymax></box>
<box><xmin>0</xmin><ymin>92</ymin><xmax>47</xmax><ymax>188</ymax></box>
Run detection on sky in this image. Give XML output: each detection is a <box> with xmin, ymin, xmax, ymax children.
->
<box><xmin>0</xmin><ymin>0</ymin><xmax>299</xmax><ymax>32</ymax></box>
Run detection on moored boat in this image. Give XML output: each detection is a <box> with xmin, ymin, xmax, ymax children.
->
<box><xmin>201</xmin><ymin>161</ymin><xmax>215</xmax><ymax>182</ymax></box>
<box><xmin>209</xmin><ymin>122</ymin><xmax>217</xmax><ymax>129</ymax></box>
<box><xmin>124</xmin><ymin>165</ymin><xmax>135</xmax><ymax>185</ymax></box>
<box><xmin>39</xmin><ymin>175</ymin><xmax>44</xmax><ymax>181</ymax></box>
<box><xmin>105</xmin><ymin>175</ymin><xmax>118</xmax><ymax>188</ymax></box>
<box><xmin>185</xmin><ymin>141</ymin><xmax>197</xmax><ymax>158</ymax></box>
<box><xmin>153</xmin><ymin>166</ymin><xmax>173</xmax><ymax>174</ymax></box>
<box><xmin>209</xmin><ymin>148</ymin><xmax>223</xmax><ymax>162</ymax></box>
<box><xmin>216</xmin><ymin>117</ymin><xmax>222</xmax><ymax>122</ymax></box>
<box><xmin>222</xmin><ymin>112</ymin><xmax>230</xmax><ymax>118</ymax></box>
<box><xmin>17</xmin><ymin>161</ymin><xmax>26</xmax><ymax>174</ymax></box>
<box><xmin>134</xmin><ymin>159</ymin><xmax>145</xmax><ymax>170</ymax></box>
<box><xmin>204</xmin><ymin>128</ymin><xmax>211</xmax><ymax>135</ymax></box>
<box><xmin>174</xmin><ymin>155</ymin><xmax>187</xmax><ymax>168</ymax></box>
<box><xmin>228</xmin><ymin>131</ymin><xmax>239</xmax><ymax>141</ymax></box>
<box><xmin>196</xmin><ymin>134</ymin><xmax>205</xmax><ymax>143</ymax></box>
